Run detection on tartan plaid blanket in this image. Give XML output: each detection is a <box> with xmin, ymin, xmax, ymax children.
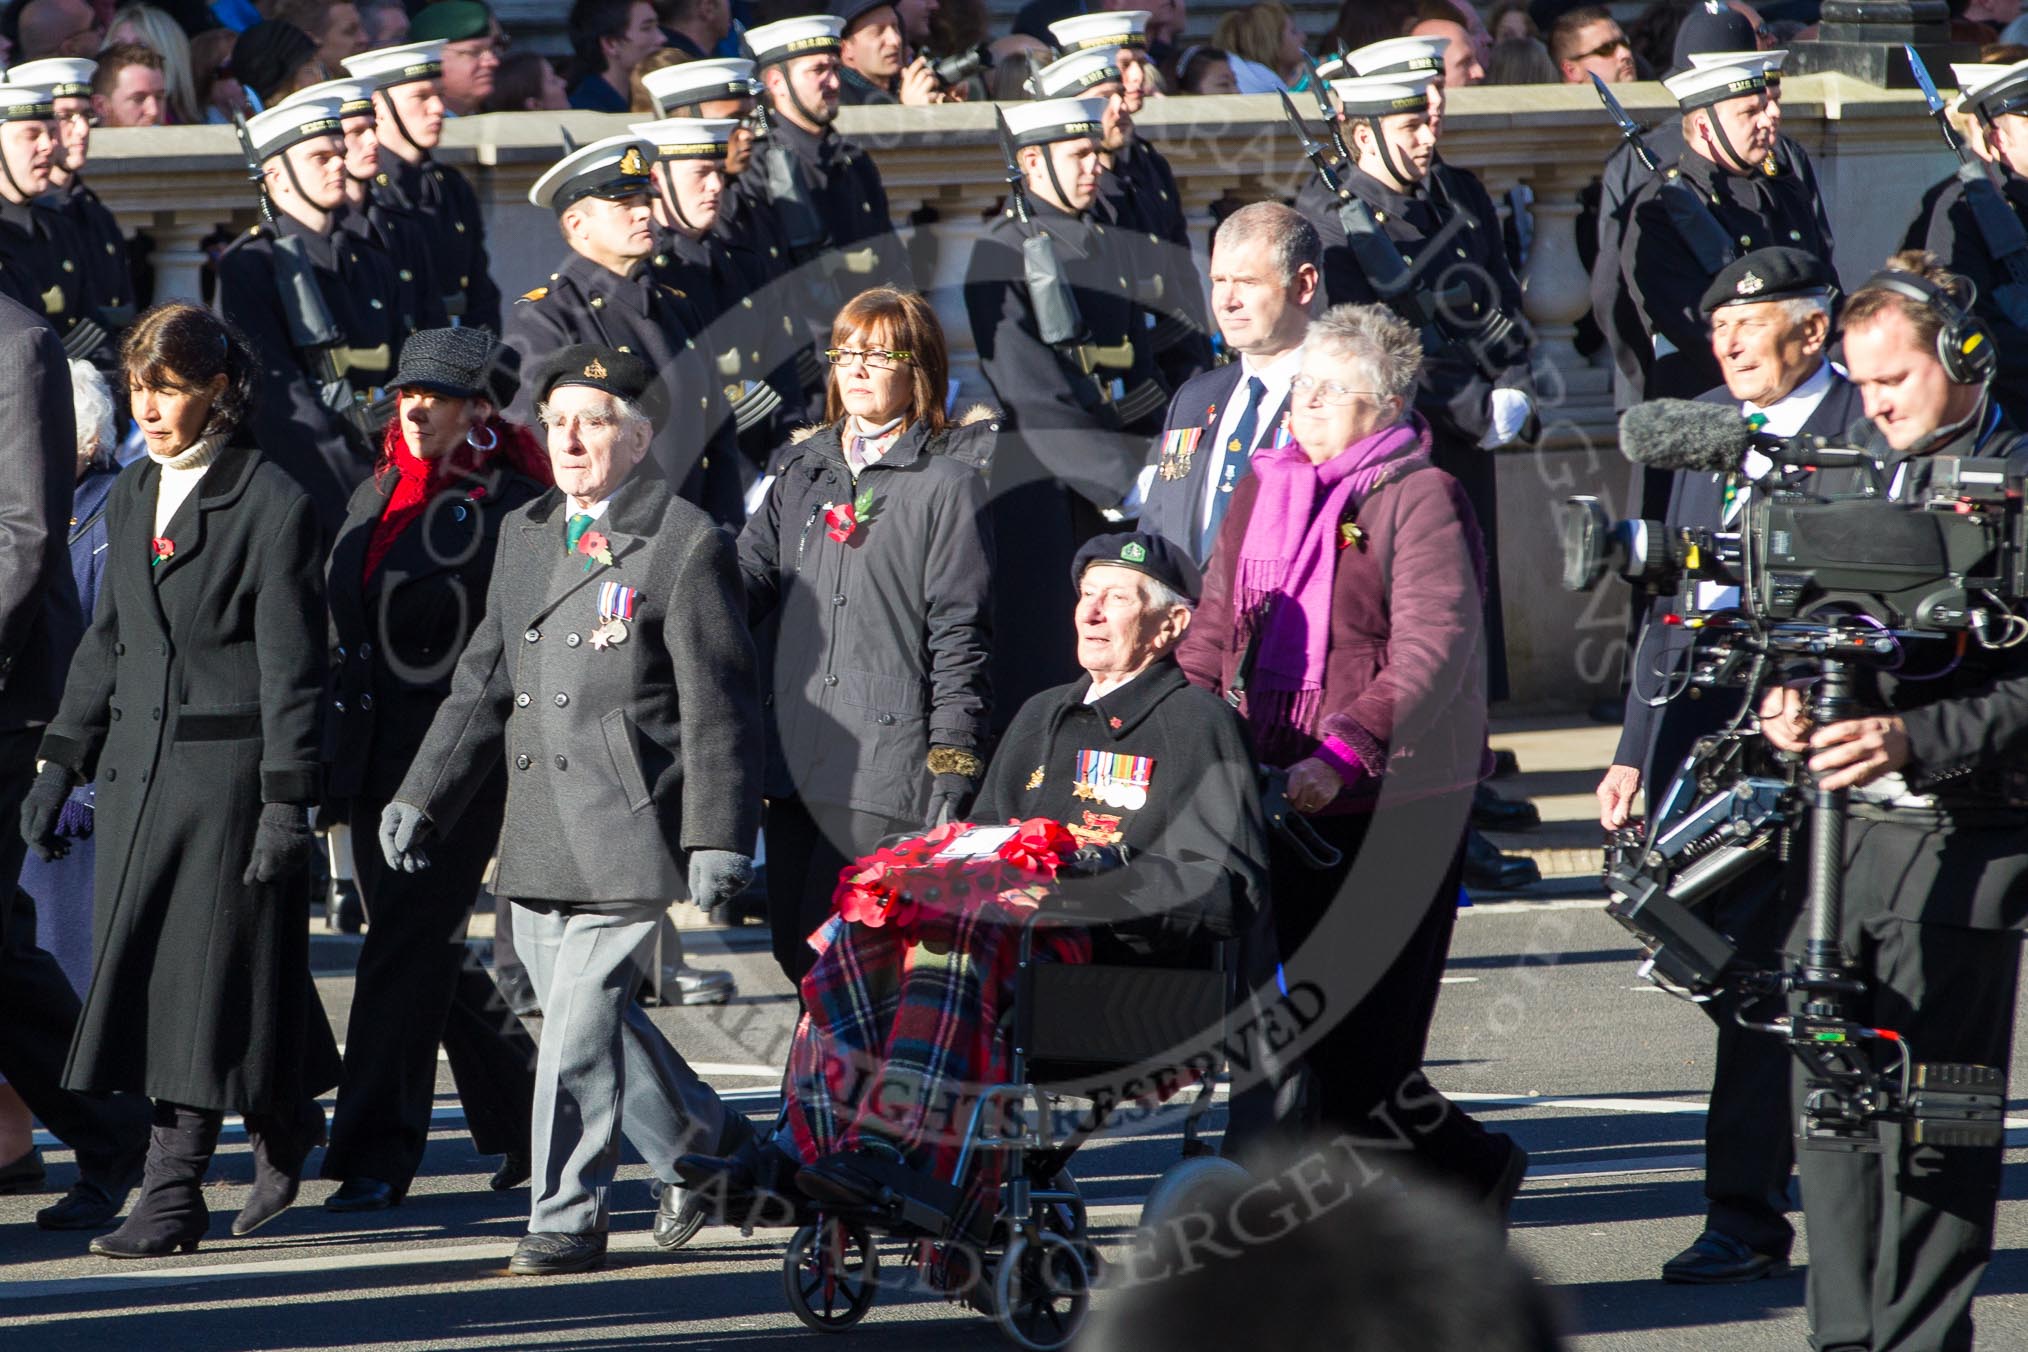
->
<box><xmin>784</xmin><ymin>879</ymin><xmax>1092</xmax><ymax>1237</ymax></box>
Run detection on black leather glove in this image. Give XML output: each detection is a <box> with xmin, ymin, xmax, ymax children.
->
<box><xmin>20</xmin><ymin>763</ymin><xmax>76</xmax><ymax>862</ymax></box>
<box><xmin>242</xmin><ymin>802</ymin><xmax>314</xmax><ymax>885</ymax></box>
<box><xmin>924</xmin><ymin>746</ymin><xmax>983</xmax><ymax>828</ymax></box>
<box><xmin>378</xmin><ymin>801</ymin><xmax>433</xmax><ymax>873</ymax></box>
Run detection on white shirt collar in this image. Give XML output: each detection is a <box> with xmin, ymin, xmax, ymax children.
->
<box><xmin>566</xmin><ymin>496</ymin><xmax>612</xmax><ymax>521</ymax></box>
<box><xmin>1740</xmin><ymin>360</ymin><xmax>1834</xmax><ymax>439</ymax></box>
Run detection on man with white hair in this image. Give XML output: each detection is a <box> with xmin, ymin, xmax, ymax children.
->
<box><xmin>1598</xmin><ymin>246</ymin><xmax>1861</xmax><ymax>1286</ymax></box>
<box><xmin>382</xmin><ymin>344</ymin><xmax>763</xmax><ymax>1276</ymax></box>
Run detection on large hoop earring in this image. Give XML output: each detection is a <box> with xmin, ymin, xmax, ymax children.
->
<box><xmin>465</xmin><ymin>422</ymin><xmax>499</xmax><ymax>453</ymax></box>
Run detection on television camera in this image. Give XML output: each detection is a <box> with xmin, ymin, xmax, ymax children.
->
<box><xmin>1558</xmin><ymin>398</ymin><xmax>2028</xmax><ymax>1151</ymax></box>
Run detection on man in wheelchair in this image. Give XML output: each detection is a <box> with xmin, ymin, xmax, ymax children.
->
<box><xmin>673</xmin><ymin>532</ymin><xmax>1270</xmax><ymax>1246</ymax></box>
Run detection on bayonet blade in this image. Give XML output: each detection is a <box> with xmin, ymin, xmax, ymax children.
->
<box><xmin>1905</xmin><ymin>43</ymin><xmax>1947</xmax><ymax>115</ymax></box>
<box><xmin>1591</xmin><ymin>72</ymin><xmax>1639</xmax><ymax>135</ymax></box>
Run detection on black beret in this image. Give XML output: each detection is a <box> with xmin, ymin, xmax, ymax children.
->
<box><xmin>388</xmin><ymin>326</ymin><xmax>506</xmax><ymax>401</ymax></box>
<box><xmin>1699</xmin><ymin>247</ymin><xmax>1837</xmax><ymax>318</ymax></box>
<box><xmin>1072</xmin><ymin>532</ymin><xmax>1201</xmax><ymax>605</ymax></box>
<box><xmin>525</xmin><ymin>345</ymin><xmax>663</xmax><ymax>421</ymax></box>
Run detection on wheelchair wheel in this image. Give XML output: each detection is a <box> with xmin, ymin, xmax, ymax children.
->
<box><xmin>1138</xmin><ymin>1155</ymin><xmax>1249</xmax><ymax>1234</ymax></box>
<box><xmin>783</xmin><ymin>1217</ymin><xmax>879</xmax><ymax>1332</ymax></box>
<box><xmin>992</xmin><ymin>1232</ymin><xmax>1090</xmax><ymax>1351</ymax></box>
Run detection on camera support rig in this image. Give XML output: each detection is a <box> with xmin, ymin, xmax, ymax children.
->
<box><xmin>1602</xmin><ymin>625</ymin><xmax>2007</xmax><ymax>1154</ymax></box>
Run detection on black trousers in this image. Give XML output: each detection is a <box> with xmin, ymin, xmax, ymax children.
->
<box><xmin>1699</xmin><ymin>865</ymin><xmax>1797</xmax><ymax>1257</ymax></box>
<box><xmin>322</xmin><ymin>793</ymin><xmax>535</xmax><ymax>1191</ymax></box>
<box><xmin>1791</xmin><ymin>815</ymin><xmax>2024</xmax><ymax>1352</ymax></box>
<box><xmin>763</xmin><ymin>796</ymin><xmax>912</xmax><ymax>988</ymax></box>
<box><xmin>0</xmin><ymin>726</ymin><xmax>150</xmax><ymax>1182</ymax></box>
<box><xmin>1270</xmin><ymin>790</ymin><xmax>1511</xmax><ymax>1196</ymax></box>
<box><xmin>1430</xmin><ymin>431</ymin><xmax>1507</xmax><ymax>704</ymax></box>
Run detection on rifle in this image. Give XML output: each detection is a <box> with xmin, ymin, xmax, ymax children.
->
<box><xmin>1905</xmin><ymin>43</ymin><xmax>2028</xmax><ymax>330</ymax></box>
<box><xmin>994</xmin><ymin>106</ymin><xmax>1088</xmax><ymax>348</ymax></box>
<box><xmin>1589</xmin><ymin>72</ymin><xmax>1737</xmax><ymax>278</ymax></box>
<box><xmin>749</xmin><ymin>98</ymin><xmax>826</xmax><ymax>255</ymax></box>
<box><xmin>1278</xmin><ymin>90</ymin><xmax>1503</xmax><ymax>375</ymax></box>
<box><xmin>232</xmin><ymin>111</ymin><xmax>390</xmax><ymax>448</ymax></box>
<box><xmin>1300</xmin><ymin>52</ymin><xmax>1351</xmax><ymax>163</ymax></box>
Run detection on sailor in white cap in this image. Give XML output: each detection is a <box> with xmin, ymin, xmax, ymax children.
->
<box><xmin>963</xmin><ymin>95</ymin><xmax>1167</xmax><ymax>726</ymax></box>
<box><xmin>278</xmin><ymin>77</ymin><xmax>448</xmax><ymax>332</ymax></box>
<box><xmin>1618</xmin><ymin>49</ymin><xmax>1831</xmax><ymax>404</ymax></box>
<box><xmin>1591</xmin><ymin>6</ymin><xmax>1831</xmax><ymax>417</ymax></box>
<box><xmin>8</xmin><ymin>57</ymin><xmax>131</xmax><ymax>337</ymax></box>
<box><xmin>502</xmin><ymin>135</ymin><xmax>746</xmax><ymax>525</ymax></box>
<box><xmin>343</xmin><ymin>40</ymin><xmax>499</xmax><ymax>331</ymax></box>
<box><xmin>740</xmin><ymin>14</ymin><xmax>903</xmax><ymax>420</ymax></box>
<box><xmin>641</xmin><ymin>55</ymin><xmax>811</xmax><ymax>428</ymax></box>
<box><xmin>1908</xmin><ymin>57</ymin><xmax>2028</xmax><ymax>424</ymax></box>
<box><xmin>633</xmin><ymin>115</ymin><xmax>794</xmax><ymax>459</ymax></box>
<box><xmin>1037</xmin><ymin>12</ymin><xmax>1211</xmax><ymax>388</ymax></box>
<box><xmin>0</xmin><ymin>83</ymin><xmax>114</xmax><ymax>361</ymax></box>
<box><xmin>214</xmin><ymin>96</ymin><xmax>424</xmax><ymax>534</ymax></box>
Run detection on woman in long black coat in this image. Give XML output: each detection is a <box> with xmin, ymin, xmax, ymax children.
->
<box><xmin>737</xmin><ymin>286</ymin><xmax>997</xmax><ymax>986</ymax></box>
<box><xmin>317</xmin><ymin>328</ymin><xmax>549</xmax><ymax>1213</ymax></box>
<box><xmin>20</xmin><ymin>302</ymin><xmax>340</xmax><ymax>1257</ymax></box>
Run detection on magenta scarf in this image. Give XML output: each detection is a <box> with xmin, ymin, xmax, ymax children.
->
<box><xmin>1234</xmin><ymin>414</ymin><xmax>1432</xmax><ymax>750</ymax></box>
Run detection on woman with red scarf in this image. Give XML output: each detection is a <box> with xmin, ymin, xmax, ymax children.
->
<box><xmin>317</xmin><ymin>328</ymin><xmax>550</xmax><ymax>1214</ymax></box>
<box><xmin>1177</xmin><ymin>304</ymin><xmax>1528</xmax><ymax>1219</ymax></box>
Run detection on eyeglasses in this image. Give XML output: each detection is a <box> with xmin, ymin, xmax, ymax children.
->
<box><xmin>1290</xmin><ymin>374</ymin><xmax>1377</xmax><ymax>406</ymax></box>
<box><xmin>824</xmin><ymin>347</ymin><xmax>913</xmax><ymax>370</ymax></box>
<box><xmin>1574</xmin><ymin>35</ymin><xmax>1631</xmax><ymax>61</ymax></box>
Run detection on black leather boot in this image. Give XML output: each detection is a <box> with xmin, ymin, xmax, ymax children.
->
<box><xmin>90</xmin><ymin>1104</ymin><xmax>220</xmax><ymax>1259</ymax></box>
<box><xmin>234</xmin><ymin>1096</ymin><xmax>327</xmax><ymax>1236</ymax></box>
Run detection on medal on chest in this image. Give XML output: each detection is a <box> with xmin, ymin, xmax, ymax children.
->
<box><xmin>1073</xmin><ymin>749</ymin><xmax>1155</xmax><ymax>810</ymax></box>
<box><xmin>590</xmin><ymin>580</ymin><xmax>637</xmax><ymax>649</ymax></box>
<box><xmin>1157</xmin><ymin>427</ymin><xmax>1202</xmax><ymax>481</ymax></box>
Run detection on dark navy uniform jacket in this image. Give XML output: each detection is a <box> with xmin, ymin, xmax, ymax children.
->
<box><xmin>1620</xmin><ymin>149</ymin><xmax>1833</xmax><ymax>402</ymax></box>
<box><xmin>368</xmin><ymin>152</ymin><xmax>500</xmax><ymax>333</ymax></box>
<box><xmin>1910</xmin><ymin>170</ymin><xmax>2028</xmax><ymax>427</ymax></box>
<box><xmin>646</xmin><ymin>222</ymin><xmax>797</xmax><ymax>469</ymax></box>
<box><xmin>1097</xmin><ymin>135</ymin><xmax>1213</xmax><ymax>389</ymax></box>
<box><xmin>501</xmin><ymin>249</ymin><xmax>745</xmax><ymax>526</ymax></box>
<box><xmin>215</xmin><ymin>212</ymin><xmax>424</xmax><ymax>537</ymax></box>
<box><xmin>1296</xmin><ymin>160</ymin><xmax>1531</xmax><ymax>447</ymax></box>
<box><xmin>964</xmin><ymin>196</ymin><xmax>1166</xmax><ymax>727</ymax></box>
<box><xmin>0</xmin><ymin>197</ymin><xmax>98</xmax><ymax>357</ymax></box>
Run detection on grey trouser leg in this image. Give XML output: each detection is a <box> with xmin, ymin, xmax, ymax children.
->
<box><xmin>512</xmin><ymin>899</ymin><xmax>730</xmax><ymax>1235</ymax></box>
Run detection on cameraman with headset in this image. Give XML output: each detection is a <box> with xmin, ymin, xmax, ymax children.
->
<box><xmin>1758</xmin><ymin>251</ymin><xmax>2028</xmax><ymax>1352</ymax></box>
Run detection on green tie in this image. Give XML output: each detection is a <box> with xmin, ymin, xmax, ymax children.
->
<box><xmin>565</xmin><ymin>512</ymin><xmax>594</xmax><ymax>554</ymax></box>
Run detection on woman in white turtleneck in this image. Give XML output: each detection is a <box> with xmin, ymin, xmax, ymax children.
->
<box><xmin>22</xmin><ymin>303</ymin><xmax>339</xmax><ymax>1260</ymax></box>
<box><xmin>734</xmin><ymin>286</ymin><xmax>1000</xmax><ymax>990</ymax></box>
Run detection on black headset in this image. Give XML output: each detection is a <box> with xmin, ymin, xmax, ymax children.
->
<box><xmin>1856</xmin><ymin>268</ymin><xmax>1996</xmax><ymax>387</ymax></box>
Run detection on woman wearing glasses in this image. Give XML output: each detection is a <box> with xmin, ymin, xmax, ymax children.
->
<box><xmin>1176</xmin><ymin>303</ymin><xmax>1528</xmax><ymax>1215</ymax></box>
<box><xmin>736</xmin><ymin>286</ymin><xmax>997</xmax><ymax>986</ymax></box>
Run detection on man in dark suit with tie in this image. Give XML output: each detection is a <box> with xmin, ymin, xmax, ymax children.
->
<box><xmin>1596</xmin><ymin>246</ymin><xmax>1864</xmax><ymax>1287</ymax></box>
<box><xmin>1139</xmin><ymin>202</ymin><xmax>1317</xmax><ymax>567</ymax></box>
<box><xmin>0</xmin><ymin>293</ymin><xmax>150</xmax><ymax>1229</ymax></box>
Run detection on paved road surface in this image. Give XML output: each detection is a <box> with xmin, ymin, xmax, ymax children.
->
<box><xmin>6</xmin><ymin>893</ymin><xmax>2028</xmax><ymax>1351</ymax></box>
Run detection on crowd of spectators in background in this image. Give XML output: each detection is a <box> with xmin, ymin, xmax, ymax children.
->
<box><xmin>20</xmin><ymin>0</ymin><xmax>2017</xmax><ymax>140</ymax></box>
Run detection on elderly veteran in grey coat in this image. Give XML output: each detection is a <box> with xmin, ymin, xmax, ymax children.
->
<box><xmin>379</xmin><ymin>344</ymin><xmax>763</xmax><ymax>1277</ymax></box>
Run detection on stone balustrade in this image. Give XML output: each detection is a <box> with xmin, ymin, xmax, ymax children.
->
<box><xmin>71</xmin><ymin>75</ymin><xmax>1955</xmax><ymax>707</ymax></box>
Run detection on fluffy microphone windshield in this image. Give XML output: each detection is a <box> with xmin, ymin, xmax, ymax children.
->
<box><xmin>1619</xmin><ymin>399</ymin><xmax>1756</xmax><ymax>473</ymax></box>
